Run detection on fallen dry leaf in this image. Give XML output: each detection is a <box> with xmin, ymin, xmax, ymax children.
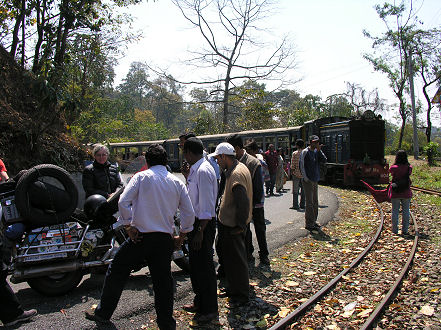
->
<box><xmin>357</xmin><ymin>308</ymin><xmax>373</xmax><ymax>317</ymax></box>
<box><xmin>420</xmin><ymin>305</ymin><xmax>435</xmax><ymax>316</ymax></box>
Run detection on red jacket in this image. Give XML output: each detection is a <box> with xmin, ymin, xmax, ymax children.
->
<box><xmin>389</xmin><ymin>164</ymin><xmax>412</xmax><ymax>199</ymax></box>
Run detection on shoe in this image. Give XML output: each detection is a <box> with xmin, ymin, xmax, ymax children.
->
<box><xmin>193</xmin><ymin>312</ymin><xmax>219</xmax><ymax>324</ymax></box>
<box><xmin>183</xmin><ymin>303</ymin><xmax>199</xmax><ymax>313</ymax></box>
<box><xmin>305</xmin><ymin>223</ymin><xmax>321</xmax><ymax>231</ymax></box>
<box><xmin>247</xmin><ymin>255</ymin><xmax>255</xmax><ymax>263</ymax></box>
<box><xmin>4</xmin><ymin>309</ymin><xmax>37</xmax><ymax>326</ymax></box>
<box><xmin>290</xmin><ymin>206</ymin><xmax>299</xmax><ymax>210</ymax></box>
<box><xmin>226</xmin><ymin>298</ymin><xmax>249</xmax><ymax>309</ymax></box>
<box><xmin>85</xmin><ymin>310</ymin><xmax>111</xmax><ymax>324</ymax></box>
<box><xmin>260</xmin><ymin>256</ymin><xmax>270</xmax><ymax>265</ymax></box>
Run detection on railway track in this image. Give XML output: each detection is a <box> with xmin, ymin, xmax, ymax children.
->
<box><xmin>411</xmin><ymin>185</ymin><xmax>441</xmax><ymax>196</ymax></box>
<box><xmin>270</xmin><ymin>198</ymin><xmax>419</xmax><ymax>329</ymax></box>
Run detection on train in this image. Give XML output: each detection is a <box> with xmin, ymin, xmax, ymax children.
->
<box><xmin>109</xmin><ymin>110</ymin><xmax>389</xmax><ymax>186</ymax></box>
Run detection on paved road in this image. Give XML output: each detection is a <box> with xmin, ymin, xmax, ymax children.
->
<box><xmin>6</xmin><ymin>178</ymin><xmax>338</xmax><ymax>329</ymax></box>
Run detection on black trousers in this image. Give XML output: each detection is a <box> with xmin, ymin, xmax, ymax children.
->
<box><xmin>188</xmin><ymin>219</ymin><xmax>218</xmax><ymax>314</ymax></box>
<box><xmin>95</xmin><ymin>232</ymin><xmax>175</xmax><ymax>330</ymax></box>
<box><xmin>217</xmin><ymin>222</ymin><xmax>249</xmax><ymax>302</ymax></box>
<box><xmin>246</xmin><ymin>207</ymin><xmax>269</xmax><ymax>259</ymax></box>
<box><xmin>0</xmin><ymin>266</ymin><xmax>23</xmax><ymax>324</ymax></box>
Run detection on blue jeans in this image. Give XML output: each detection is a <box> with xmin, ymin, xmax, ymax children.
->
<box><xmin>391</xmin><ymin>198</ymin><xmax>410</xmax><ymax>234</ymax></box>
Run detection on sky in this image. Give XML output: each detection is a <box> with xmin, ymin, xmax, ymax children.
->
<box><xmin>114</xmin><ymin>0</ymin><xmax>441</xmax><ymax>126</ymax></box>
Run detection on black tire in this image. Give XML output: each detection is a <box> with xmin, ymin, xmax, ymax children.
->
<box><xmin>27</xmin><ymin>270</ymin><xmax>83</xmax><ymax>296</ymax></box>
<box><xmin>15</xmin><ymin>164</ymin><xmax>78</xmax><ymax>227</ymax></box>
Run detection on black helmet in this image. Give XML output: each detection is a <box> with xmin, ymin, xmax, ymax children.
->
<box><xmin>84</xmin><ymin>194</ymin><xmax>107</xmax><ymax>219</ymax></box>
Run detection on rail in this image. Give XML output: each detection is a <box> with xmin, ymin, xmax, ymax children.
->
<box><xmin>270</xmin><ymin>198</ymin><xmax>419</xmax><ymax>329</ymax></box>
<box><xmin>411</xmin><ymin>185</ymin><xmax>441</xmax><ymax>196</ymax></box>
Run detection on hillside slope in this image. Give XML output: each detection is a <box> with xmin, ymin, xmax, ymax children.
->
<box><xmin>0</xmin><ymin>46</ymin><xmax>86</xmax><ymax>174</ymax></box>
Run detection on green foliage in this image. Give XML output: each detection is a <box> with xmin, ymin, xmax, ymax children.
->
<box><xmin>423</xmin><ymin>142</ymin><xmax>440</xmax><ymax>165</ymax></box>
<box><xmin>192</xmin><ymin>108</ymin><xmax>217</xmax><ymax>136</ymax></box>
<box><xmin>230</xmin><ymin>80</ymin><xmax>276</xmax><ymax>131</ymax></box>
<box><xmin>389</xmin><ymin>123</ymin><xmax>427</xmax><ymax>155</ymax></box>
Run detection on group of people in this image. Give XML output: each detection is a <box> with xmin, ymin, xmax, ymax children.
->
<box><xmin>85</xmin><ymin>134</ymin><xmax>270</xmax><ymax>328</ymax></box>
<box><xmin>0</xmin><ymin>136</ymin><xmax>413</xmax><ymax>328</ymax></box>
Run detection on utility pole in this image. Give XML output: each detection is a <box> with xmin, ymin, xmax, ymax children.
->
<box><xmin>408</xmin><ymin>51</ymin><xmax>419</xmax><ymax>159</ymax></box>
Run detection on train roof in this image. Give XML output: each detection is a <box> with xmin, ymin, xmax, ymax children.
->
<box><xmin>109</xmin><ymin>126</ymin><xmax>302</xmax><ymax>147</ymax></box>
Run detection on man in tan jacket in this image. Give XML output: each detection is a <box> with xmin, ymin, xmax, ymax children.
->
<box><xmin>210</xmin><ymin>142</ymin><xmax>252</xmax><ymax>308</ymax></box>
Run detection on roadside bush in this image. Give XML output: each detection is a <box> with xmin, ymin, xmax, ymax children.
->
<box><xmin>423</xmin><ymin>142</ymin><xmax>440</xmax><ymax>166</ymax></box>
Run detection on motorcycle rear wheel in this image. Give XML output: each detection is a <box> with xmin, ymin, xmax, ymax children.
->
<box><xmin>27</xmin><ymin>270</ymin><xmax>83</xmax><ymax>296</ymax></box>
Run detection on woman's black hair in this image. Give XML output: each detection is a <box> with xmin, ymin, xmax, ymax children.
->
<box><xmin>394</xmin><ymin>150</ymin><xmax>409</xmax><ymax>165</ymax></box>
<box><xmin>145</xmin><ymin>144</ymin><xmax>168</xmax><ymax>167</ymax></box>
<box><xmin>295</xmin><ymin>139</ymin><xmax>305</xmax><ymax>148</ymax></box>
<box><xmin>183</xmin><ymin>137</ymin><xmax>204</xmax><ymax>155</ymax></box>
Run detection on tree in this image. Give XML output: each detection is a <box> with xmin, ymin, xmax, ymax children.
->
<box><xmin>344</xmin><ymin>82</ymin><xmax>387</xmax><ymax>115</ymax></box>
<box><xmin>229</xmin><ymin>80</ymin><xmax>275</xmax><ymax>131</ymax></box>
<box><xmin>172</xmin><ymin>0</ymin><xmax>296</xmax><ymax>131</ymax></box>
<box><xmin>118</xmin><ymin>61</ymin><xmax>151</xmax><ymax>110</ymax></box>
<box><xmin>413</xmin><ymin>33</ymin><xmax>441</xmax><ymax>143</ymax></box>
<box><xmin>364</xmin><ymin>1</ymin><xmax>415</xmax><ymax>149</ymax></box>
<box><xmin>1</xmin><ymin>0</ymin><xmax>143</xmax><ymax>88</ymax></box>
<box><xmin>274</xmin><ymin>92</ymin><xmax>324</xmax><ymax>127</ymax></box>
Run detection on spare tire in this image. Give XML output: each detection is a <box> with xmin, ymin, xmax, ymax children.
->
<box><xmin>15</xmin><ymin>164</ymin><xmax>78</xmax><ymax>227</ymax></box>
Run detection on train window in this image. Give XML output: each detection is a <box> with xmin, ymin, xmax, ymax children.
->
<box><xmin>277</xmin><ymin>135</ymin><xmax>289</xmax><ymax>152</ymax></box>
<box><xmin>265</xmin><ymin>136</ymin><xmax>275</xmax><ymax>150</ymax></box>
<box><xmin>253</xmin><ymin>137</ymin><xmax>263</xmax><ymax>151</ymax></box>
<box><xmin>168</xmin><ymin>144</ymin><xmax>175</xmax><ymax>159</ymax></box>
<box><xmin>207</xmin><ymin>143</ymin><xmax>217</xmax><ymax>153</ymax></box>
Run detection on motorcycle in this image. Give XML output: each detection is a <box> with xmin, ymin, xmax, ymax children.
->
<box><xmin>0</xmin><ymin>161</ymin><xmax>189</xmax><ymax>296</ymax></box>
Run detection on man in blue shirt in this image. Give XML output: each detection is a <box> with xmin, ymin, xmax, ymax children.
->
<box><xmin>300</xmin><ymin>135</ymin><xmax>327</xmax><ymax>231</ymax></box>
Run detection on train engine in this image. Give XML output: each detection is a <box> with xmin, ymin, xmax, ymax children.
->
<box><xmin>312</xmin><ymin>111</ymin><xmax>389</xmax><ymax>185</ymax></box>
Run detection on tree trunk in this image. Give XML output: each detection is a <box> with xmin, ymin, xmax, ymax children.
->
<box><xmin>32</xmin><ymin>0</ymin><xmax>47</xmax><ymax>74</ymax></box>
<box><xmin>10</xmin><ymin>8</ymin><xmax>24</xmax><ymax>58</ymax></box>
<box><xmin>20</xmin><ymin>0</ymin><xmax>25</xmax><ymax>68</ymax></box>
<box><xmin>222</xmin><ymin>63</ymin><xmax>233</xmax><ymax>131</ymax></box>
<box><xmin>398</xmin><ymin>99</ymin><xmax>406</xmax><ymax>149</ymax></box>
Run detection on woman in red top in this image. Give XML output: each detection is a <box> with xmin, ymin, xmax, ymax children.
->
<box><xmin>0</xmin><ymin>158</ymin><xmax>9</xmax><ymax>182</ymax></box>
<box><xmin>389</xmin><ymin>150</ymin><xmax>412</xmax><ymax>235</ymax></box>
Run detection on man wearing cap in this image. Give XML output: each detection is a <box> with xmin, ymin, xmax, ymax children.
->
<box><xmin>226</xmin><ymin>134</ymin><xmax>268</xmax><ymax>266</ymax></box>
<box><xmin>299</xmin><ymin>135</ymin><xmax>327</xmax><ymax>231</ymax></box>
<box><xmin>211</xmin><ymin>142</ymin><xmax>253</xmax><ymax>307</ymax></box>
<box><xmin>181</xmin><ymin>137</ymin><xmax>219</xmax><ymax>324</ymax></box>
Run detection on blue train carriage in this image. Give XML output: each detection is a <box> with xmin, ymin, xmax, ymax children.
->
<box><xmin>314</xmin><ymin>110</ymin><xmax>389</xmax><ymax>185</ymax></box>
<box><xmin>109</xmin><ymin>138</ymin><xmax>182</xmax><ymax>172</ymax></box>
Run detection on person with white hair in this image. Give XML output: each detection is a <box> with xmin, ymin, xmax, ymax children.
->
<box><xmin>82</xmin><ymin>144</ymin><xmax>123</xmax><ymax>198</ymax></box>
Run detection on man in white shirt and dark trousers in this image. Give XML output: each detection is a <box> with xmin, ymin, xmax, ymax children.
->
<box><xmin>85</xmin><ymin>144</ymin><xmax>195</xmax><ymax>330</ymax></box>
<box><xmin>182</xmin><ymin>137</ymin><xmax>219</xmax><ymax>324</ymax></box>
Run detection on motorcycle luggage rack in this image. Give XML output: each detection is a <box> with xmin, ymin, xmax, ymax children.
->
<box><xmin>16</xmin><ymin>224</ymin><xmax>90</xmax><ymax>264</ymax></box>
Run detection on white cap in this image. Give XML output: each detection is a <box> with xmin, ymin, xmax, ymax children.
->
<box><xmin>208</xmin><ymin>142</ymin><xmax>236</xmax><ymax>157</ymax></box>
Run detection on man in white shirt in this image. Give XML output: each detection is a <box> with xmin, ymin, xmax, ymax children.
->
<box><xmin>182</xmin><ymin>137</ymin><xmax>219</xmax><ymax>324</ymax></box>
<box><xmin>85</xmin><ymin>144</ymin><xmax>195</xmax><ymax>330</ymax></box>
